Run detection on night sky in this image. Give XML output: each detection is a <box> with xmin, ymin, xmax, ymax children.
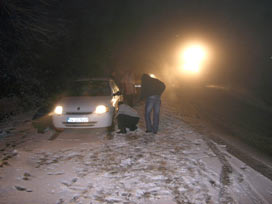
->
<box><xmin>1</xmin><ymin>0</ymin><xmax>272</xmax><ymax>99</ymax></box>
<box><xmin>61</xmin><ymin>0</ymin><xmax>272</xmax><ymax>88</ymax></box>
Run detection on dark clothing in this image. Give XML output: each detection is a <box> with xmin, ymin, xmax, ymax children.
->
<box><xmin>140</xmin><ymin>74</ymin><xmax>166</xmax><ymax>134</ymax></box>
<box><xmin>124</xmin><ymin>94</ymin><xmax>134</xmax><ymax>107</ymax></box>
<box><xmin>140</xmin><ymin>74</ymin><xmax>166</xmax><ymax>99</ymax></box>
<box><xmin>117</xmin><ymin>114</ymin><xmax>139</xmax><ymax>133</ymax></box>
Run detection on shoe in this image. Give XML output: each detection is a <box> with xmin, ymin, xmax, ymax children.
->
<box><xmin>130</xmin><ymin>126</ymin><xmax>137</xmax><ymax>131</ymax></box>
<box><xmin>145</xmin><ymin>130</ymin><xmax>152</xmax><ymax>133</ymax></box>
<box><xmin>117</xmin><ymin>131</ymin><xmax>126</xmax><ymax>134</ymax></box>
<box><xmin>117</xmin><ymin>129</ymin><xmax>126</xmax><ymax>134</ymax></box>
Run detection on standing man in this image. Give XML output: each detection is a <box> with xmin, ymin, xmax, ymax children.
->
<box><xmin>140</xmin><ymin>74</ymin><xmax>166</xmax><ymax>134</ymax></box>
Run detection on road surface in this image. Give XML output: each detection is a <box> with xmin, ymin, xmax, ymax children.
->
<box><xmin>0</xmin><ymin>100</ymin><xmax>272</xmax><ymax>204</ymax></box>
<box><xmin>165</xmin><ymin>84</ymin><xmax>272</xmax><ymax>179</ymax></box>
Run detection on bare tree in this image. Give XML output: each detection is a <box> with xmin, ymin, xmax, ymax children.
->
<box><xmin>0</xmin><ymin>0</ymin><xmax>67</xmax><ymax>100</ymax></box>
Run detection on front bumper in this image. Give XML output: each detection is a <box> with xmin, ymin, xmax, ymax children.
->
<box><xmin>52</xmin><ymin>112</ymin><xmax>113</xmax><ymax>129</ymax></box>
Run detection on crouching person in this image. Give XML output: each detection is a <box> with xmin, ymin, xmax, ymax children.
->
<box><xmin>116</xmin><ymin>102</ymin><xmax>139</xmax><ymax>134</ymax></box>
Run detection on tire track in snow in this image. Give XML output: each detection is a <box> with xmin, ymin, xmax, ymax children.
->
<box><xmin>161</xmin><ymin>103</ymin><xmax>235</xmax><ymax>204</ymax></box>
<box><xmin>203</xmin><ymin>139</ymin><xmax>235</xmax><ymax>204</ymax></box>
<box><xmin>162</xmin><ymin>102</ymin><xmax>267</xmax><ymax>204</ymax></box>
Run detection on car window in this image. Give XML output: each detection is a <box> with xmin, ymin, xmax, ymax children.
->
<box><xmin>67</xmin><ymin>80</ymin><xmax>112</xmax><ymax>96</ymax></box>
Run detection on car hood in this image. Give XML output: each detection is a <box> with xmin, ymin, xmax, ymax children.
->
<box><xmin>56</xmin><ymin>96</ymin><xmax>113</xmax><ymax>113</ymax></box>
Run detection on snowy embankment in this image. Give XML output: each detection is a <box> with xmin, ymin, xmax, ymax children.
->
<box><xmin>0</xmin><ymin>102</ymin><xmax>272</xmax><ymax>204</ymax></box>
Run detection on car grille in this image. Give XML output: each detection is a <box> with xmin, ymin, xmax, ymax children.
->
<box><xmin>62</xmin><ymin>122</ymin><xmax>97</xmax><ymax>127</ymax></box>
<box><xmin>66</xmin><ymin>112</ymin><xmax>92</xmax><ymax>115</ymax></box>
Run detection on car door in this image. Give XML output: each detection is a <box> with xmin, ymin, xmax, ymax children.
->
<box><xmin>110</xmin><ymin>80</ymin><xmax>122</xmax><ymax>109</ymax></box>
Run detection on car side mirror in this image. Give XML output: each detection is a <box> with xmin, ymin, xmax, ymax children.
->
<box><xmin>113</xmin><ymin>91</ymin><xmax>121</xmax><ymax>96</ymax></box>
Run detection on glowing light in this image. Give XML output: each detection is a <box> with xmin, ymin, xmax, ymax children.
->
<box><xmin>149</xmin><ymin>74</ymin><xmax>156</xmax><ymax>78</ymax></box>
<box><xmin>182</xmin><ymin>45</ymin><xmax>207</xmax><ymax>73</ymax></box>
<box><xmin>54</xmin><ymin>106</ymin><xmax>63</xmax><ymax>115</ymax></box>
<box><xmin>95</xmin><ymin>105</ymin><xmax>108</xmax><ymax>114</ymax></box>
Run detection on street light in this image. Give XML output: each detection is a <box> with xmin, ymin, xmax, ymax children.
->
<box><xmin>181</xmin><ymin>45</ymin><xmax>207</xmax><ymax>73</ymax></box>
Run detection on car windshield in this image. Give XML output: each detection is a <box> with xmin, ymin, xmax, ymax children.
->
<box><xmin>66</xmin><ymin>80</ymin><xmax>111</xmax><ymax>96</ymax></box>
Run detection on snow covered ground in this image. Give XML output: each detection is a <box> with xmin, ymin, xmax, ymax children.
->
<box><xmin>0</xmin><ymin>102</ymin><xmax>272</xmax><ymax>204</ymax></box>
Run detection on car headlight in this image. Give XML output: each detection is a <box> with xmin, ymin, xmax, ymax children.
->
<box><xmin>54</xmin><ymin>106</ymin><xmax>63</xmax><ymax>115</ymax></box>
<box><xmin>95</xmin><ymin>105</ymin><xmax>108</xmax><ymax>114</ymax></box>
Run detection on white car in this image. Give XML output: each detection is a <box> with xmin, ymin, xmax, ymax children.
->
<box><xmin>52</xmin><ymin>78</ymin><xmax>123</xmax><ymax>130</ymax></box>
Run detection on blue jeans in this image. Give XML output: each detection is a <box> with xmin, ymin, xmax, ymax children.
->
<box><xmin>145</xmin><ymin>95</ymin><xmax>161</xmax><ymax>133</ymax></box>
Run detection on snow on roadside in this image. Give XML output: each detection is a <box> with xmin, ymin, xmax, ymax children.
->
<box><xmin>0</xmin><ymin>103</ymin><xmax>272</xmax><ymax>204</ymax></box>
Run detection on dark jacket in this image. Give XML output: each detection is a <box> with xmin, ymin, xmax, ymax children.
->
<box><xmin>140</xmin><ymin>74</ymin><xmax>166</xmax><ymax>99</ymax></box>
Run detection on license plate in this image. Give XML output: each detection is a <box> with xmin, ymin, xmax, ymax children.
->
<box><xmin>67</xmin><ymin>117</ymin><xmax>89</xmax><ymax>123</ymax></box>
